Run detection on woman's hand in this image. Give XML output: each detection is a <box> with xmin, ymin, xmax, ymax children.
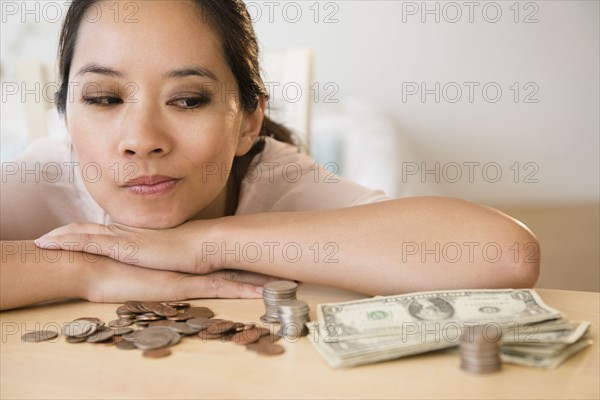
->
<box><xmin>82</xmin><ymin>255</ymin><xmax>274</xmax><ymax>303</ymax></box>
<box><xmin>35</xmin><ymin>221</ymin><xmax>214</xmax><ymax>274</ymax></box>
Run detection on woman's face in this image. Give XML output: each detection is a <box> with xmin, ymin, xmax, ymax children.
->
<box><xmin>66</xmin><ymin>0</ymin><xmax>261</xmax><ymax>228</ymax></box>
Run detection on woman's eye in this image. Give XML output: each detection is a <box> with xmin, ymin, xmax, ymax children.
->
<box><xmin>83</xmin><ymin>96</ymin><xmax>123</xmax><ymax>106</ymax></box>
<box><xmin>170</xmin><ymin>96</ymin><xmax>210</xmax><ymax>109</ymax></box>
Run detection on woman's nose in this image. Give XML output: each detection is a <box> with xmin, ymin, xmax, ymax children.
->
<box><xmin>117</xmin><ymin>107</ymin><xmax>172</xmax><ymax>158</ymax></box>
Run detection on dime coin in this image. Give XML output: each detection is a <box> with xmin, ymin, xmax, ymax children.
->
<box><xmin>111</xmin><ymin>326</ymin><xmax>134</xmax><ymax>336</ymax></box>
<box><xmin>166</xmin><ymin>322</ymin><xmax>200</xmax><ymax>335</ymax></box>
<box><xmin>185</xmin><ymin>317</ymin><xmax>213</xmax><ymax>330</ymax></box>
<box><xmin>86</xmin><ymin>328</ymin><xmax>115</xmax><ymax>343</ymax></box>
<box><xmin>116</xmin><ymin>341</ymin><xmax>137</xmax><ymax>350</ymax></box>
<box><xmin>66</xmin><ymin>336</ymin><xmax>87</xmax><ymax>343</ymax></box>
<box><xmin>21</xmin><ymin>330</ymin><xmax>58</xmax><ymax>343</ymax></box>
<box><xmin>62</xmin><ymin>321</ymin><xmax>97</xmax><ymax>338</ymax></box>
<box><xmin>74</xmin><ymin>317</ymin><xmax>101</xmax><ymax>325</ymax></box>
<box><xmin>108</xmin><ymin>319</ymin><xmax>133</xmax><ymax>328</ymax></box>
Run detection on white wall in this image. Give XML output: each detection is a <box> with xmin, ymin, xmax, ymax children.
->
<box><xmin>250</xmin><ymin>0</ymin><xmax>599</xmax><ymax>205</ymax></box>
<box><xmin>1</xmin><ymin>1</ymin><xmax>598</xmax><ymax>205</ymax></box>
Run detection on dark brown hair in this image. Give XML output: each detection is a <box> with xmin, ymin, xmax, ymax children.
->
<box><xmin>55</xmin><ymin>0</ymin><xmax>295</xmax><ymax>208</ymax></box>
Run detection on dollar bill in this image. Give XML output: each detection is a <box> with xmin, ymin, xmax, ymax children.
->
<box><xmin>501</xmin><ymin>339</ymin><xmax>593</xmax><ymax>369</ymax></box>
<box><xmin>503</xmin><ymin>320</ymin><xmax>590</xmax><ymax>344</ymax></box>
<box><xmin>316</xmin><ymin>289</ymin><xmax>562</xmax><ymax>340</ymax></box>
<box><xmin>308</xmin><ymin>289</ymin><xmax>591</xmax><ymax>369</ymax></box>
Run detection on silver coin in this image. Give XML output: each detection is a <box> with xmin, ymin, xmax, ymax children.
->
<box><xmin>108</xmin><ymin>319</ymin><xmax>133</xmax><ymax>328</ymax></box>
<box><xmin>167</xmin><ymin>322</ymin><xmax>200</xmax><ymax>335</ymax></box>
<box><xmin>263</xmin><ymin>281</ymin><xmax>298</xmax><ymax>292</ymax></box>
<box><xmin>134</xmin><ymin>327</ymin><xmax>180</xmax><ymax>349</ymax></box>
<box><xmin>86</xmin><ymin>328</ymin><xmax>115</xmax><ymax>343</ymax></box>
<box><xmin>185</xmin><ymin>317</ymin><xmax>213</xmax><ymax>330</ymax></box>
<box><xmin>62</xmin><ymin>321</ymin><xmax>97</xmax><ymax>338</ymax></box>
<box><xmin>111</xmin><ymin>326</ymin><xmax>134</xmax><ymax>336</ymax></box>
<box><xmin>21</xmin><ymin>330</ymin><xmax>58</xmax><ymax>343</ymax></box>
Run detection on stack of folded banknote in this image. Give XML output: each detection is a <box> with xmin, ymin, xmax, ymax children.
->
<box><xmin>306</xmin><ymin>289</ymin><xmax>592</xmax><ymax>368</ymax></box>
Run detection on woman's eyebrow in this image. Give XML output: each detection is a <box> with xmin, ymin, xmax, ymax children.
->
<box><xmin>74</xmin><ymin>63</ymin><xmax>123</xmax><ymax>78</ymax></box>
<box><xmin>73</xmin><ymin>64</ymin><xmax>219</xmax><ymax>82</ymax></box>
<box><xmin>165</xmin><ymin>67</ymin><xmax>220</xmax><ymax>83</ymax></box>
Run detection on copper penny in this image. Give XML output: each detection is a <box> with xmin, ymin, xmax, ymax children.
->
<box><xmin>187</xmin><ymin>307</ymin><xmax>215</xmax><ymax>319</ymax></box>
<box><xmin>143</xmin><ymin>348</ymin><xmax>172</xmax><ymax>358</ymax></box>
<box><xmin>167</xmin><ymin>312</ymin><xmax>193</xmax><ymax>321</ymax></box>
<box><xmin>206</xmin><ymin>320</ymin><xmax>234</xmax><ymax>334</ymax></box>
<box><xmin>165</xmin><ymin>302</ymin><xmax>190</xmax><ymax>309</ymax></box>
<box><xmin>148</xmin><ymin>320</ymin><xmax>175</xmax><ymax>327</ymax></box>
<box><xmin>232</xmin><ymin>327</ymin><xmax>263</xmax><ymax>345</ymax></box>
<box><xmin>256</xmin><ymin>343</ymin><xmax>285</xmax><ymax>356</ymax></box>
<box><xmin>124</xmin><ymin>300</ymin><xmax>145</xmax><ymax>313</ymax></box>
<box><xmin>185</xmin><ymin>317</ymin><xmax>213</xmax><ymax>330</ymax></box>
<box><xmin>196</xmin><ymin>331</ymin><xmax>225</xmax><ymax>340</ymax></box>
<box><xmin>116</xmin><ymin>340</ymin><xmax>137</xmax><ymax>350</ymax></box>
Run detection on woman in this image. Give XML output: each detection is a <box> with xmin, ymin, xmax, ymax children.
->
<box><xmin>0</xmin><ymin>0</ymin><xmax>539</xmax><ymax>311</ymax></box>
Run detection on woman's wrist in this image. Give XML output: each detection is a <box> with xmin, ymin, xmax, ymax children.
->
<box><xmin>69</xmin><ymin>251</ymin><xmax>95</xmax><ymax>301</ymax></box>
<box><xmin>191</xmin><ymin>216</ymin><xmax>236</xmax><ymax>273</ymax></box>
<box><xmin>0</xmin><ymin>242</ymin><xmax>92</xmax><ymax>310</ymax></box>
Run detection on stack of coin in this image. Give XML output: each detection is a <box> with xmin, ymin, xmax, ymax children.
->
<box><xmin>115</xmin><ymin>301</ymin><xmax>212</xmax><ymax>326</ymax></box>
<box><xmin>459</xmin><ymin>324</ymin><xmax>503</xmax><ymax>374</ymax></box>
<box><xmin>277</xmin><ymin>300</ymin><xmax>310</xmax><ymax>338</ymax></box>
<box><xmin>260</xmin><ymin>281</ymin><xmax>298</xmax><ymax>323</ymax></box>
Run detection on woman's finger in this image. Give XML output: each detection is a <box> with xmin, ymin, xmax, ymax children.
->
<box><xmin>34</xmin><ymin>232</ymin><xmax>137</xmax><ymax>262</ymax></box>
<box><xmin>86</xmin><ymin>260</ymin><xmax>264</xmax><ymax>302</ymax></box>
<box><xmin>178</xmin><ymin>275</ymin><xmax>263</xmax><ymax>299</ymax></box>
<box><xmin>211</xmin><ymin>269</ymin><xmax>284</xmax><ymax>286</ymax></box>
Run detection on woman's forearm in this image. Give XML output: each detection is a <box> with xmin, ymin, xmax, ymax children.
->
<box><xmin>0</xmin><ymin>241</ymin><xmax>89</xmax><ymax>311</ymax></box>
<box><xmin>206</xmin><ymin>197</ymin><xmax>540</xmax><ymax>295</ymax></box>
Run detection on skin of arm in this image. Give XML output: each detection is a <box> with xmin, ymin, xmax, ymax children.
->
<box><xmin>203</xmin><ymin>197</ymin><xmax>541</xmax><ymax>295</ymax></box>
<box><xmin>35</xmin><ymin>196</ymin><xmax>541</xmax><ymax>298</ymax></box>
<box><xmin>0</xmin><ymin>241</ymin><xmax>273</xmax><ymax>311</ymax></box>
<box><xmin>0</xmin><ymin>242</ymin><xmax>89</xmax><ymax>311</ymax></box>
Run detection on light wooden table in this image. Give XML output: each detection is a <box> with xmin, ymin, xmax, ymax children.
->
<box><xmin>1</xmin><ymin>286</ymin><xmax>598</xmax><ymax>399</ymax></box>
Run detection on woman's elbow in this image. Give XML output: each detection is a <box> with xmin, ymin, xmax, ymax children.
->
<box><xmin>498</xmin><ymin>224</ymin><xmax>541</xmax><ymax>289</ymax></box>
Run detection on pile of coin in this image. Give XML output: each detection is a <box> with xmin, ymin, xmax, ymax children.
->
<box><xmin>459</xmin><ymin>324</ymin><xmax>503</xmax><ymax>374</ymax></box>
<box><xmin>277</xmin><ymin>300</ymin><xmax>310</xmax><ymax>338</ymax></box>
<box><xmin>260</xmin><ymin>281</ymin><xmax>298</xmax><ymax>323</ymax></box>
<box><xmin>116</xmin><ymin>300</ymin><xmax>212</xmax><ymax>325</ymax></box>
<box><xmin>62</xmin><ymin>317</ymin><xmax>131</xmax><ymax>344</ymax></box>
<box><xmin>21</xmin><ymin>301</ymin><xmax>285</xmax><ymax>358</ymax></box>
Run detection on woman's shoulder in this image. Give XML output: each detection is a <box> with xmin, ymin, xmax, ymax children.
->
<box><xmin>236</xmin><ymin>137</ymin><xmax>391</xmax><ymax>215</ymax></box>
<box><xmin>1</xmin><ymin>139</ymin><xmax>105</xmax><ymax>240</ymax></box>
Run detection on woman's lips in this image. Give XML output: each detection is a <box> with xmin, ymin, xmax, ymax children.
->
<box><xmin>122</xmin><ymin>176</ymin><xmax>179</xmax><ymax>196</ymax></box>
